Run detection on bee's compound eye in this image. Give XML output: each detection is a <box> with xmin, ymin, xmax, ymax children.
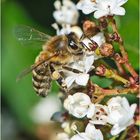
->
<box><xmin>69</xmin><ymin>41</ymin><xmax>78</xmax><ymax>50</ymax></box>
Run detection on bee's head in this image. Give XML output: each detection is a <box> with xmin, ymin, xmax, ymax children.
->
<box><xmin>66</xmin><ymin>32</ymin><xmax>83</xmax><ymax>55</ymax></box>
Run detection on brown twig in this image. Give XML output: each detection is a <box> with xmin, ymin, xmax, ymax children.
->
<box><xmin>109</xmin><ymin>17</ymin><xmax>138</xmax><ymax>79</ymax></box>
<box><xmin>95</xmin><ymin>65</ymin><xmax>129</xmax><ymax>85</ymax></box>
<box><xmin>115</xmin><ymin>60</ymin><xmax>126</xmax><ymax>75</ymax></box>
<box><xmin>90</xmin><ymin>83</ymin><xmax>139</xmax><ymax>103</ymax></box>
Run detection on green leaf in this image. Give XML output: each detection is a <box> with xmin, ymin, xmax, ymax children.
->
<box><xmin>91</xmin><ymin>75</ymin><xmax>113</xmax><ymax>88</ymax></box>
<box><xmin>118</xmin><ymin>1</ymin><xmax>139</xmax><ymax>69</ymax></box>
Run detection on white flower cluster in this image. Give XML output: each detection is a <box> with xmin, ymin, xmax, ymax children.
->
<box><xmin>77</xmin><ymin>0</ymin><xmax>128</xmax><ymax>19</ymax></box>
<box><xmin>64</xmin><ymin>93</ymin><xmax>136</xmax><ymax>137</ymax></box>
<box><xmin>51</xmin><ymin>0</ymin><xmax>130</xmax><ymax>90</ymax></box>
<box><xmin>51</xmin><ymin>0</ymin><xmax>137</xmax><ymax>140</ymax></box>
<box><xmin>53</xmin><ymin>0</ymin><xmax>79</xmax><ymax>25</ymax></box>
<box><xmin>52</xmin><ymin>0</ymin><xmax>82</xmax><ymax>37</ymax></box>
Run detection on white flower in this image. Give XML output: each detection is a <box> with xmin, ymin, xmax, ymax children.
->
<box><xmin>64</xmin><ymin>53</ymin><xmax>95</xmax><ymax>88</ymax></box>
<box><xmin>65</xmin><ymin>72</ymin><xmax>90</xmax><ymax>88</ymax></box>
<box><xmin>107</xmin><ymin>96</ymin><xmax>137</xmax><ymax>135</ymax></box>
<box><xmin>52</xmin><ymin>23</ymin><xmax>83</xmax><ymax>38</ymax></box>
<box><xmin>89</xmin><ymin>104</ymin><xmax>109</xmax><ymax>125</ymax></box>
<box><xmin>56</xmin><ymin>132</ymin><xmax>70</xmax><ymax>140</ymax></box>
<box><xmin>53</xmin><ymin>0</ymin><xmax>79</xmax><ymax>25</ymax></box>
<box><xmin>77</xmin><ymin>0</ymin><xmax>96</xmax><ymax>15</ymax></box>
<box><xmin>82</xmin><ymin>32</ymin><xmax>105</xmax><ymax>60</ymax></box>
<box><xmin>71</xmin><ymin>123</ymin><xmax>103</xmax><ymax>140</ymax></box>
<box><xmin>77</xmin><ymin>0</ymin><xmax>128</xmax><ymax>19</ymax></box>
<box><xmin>64</xmin><ymin>92</ymin><xmax>95</xmax><ymax>118</ymax></box>
<box><xmin>30</xmin><ymin>95</ymin><xmax>61</xmax><ymax>124</ymax></box>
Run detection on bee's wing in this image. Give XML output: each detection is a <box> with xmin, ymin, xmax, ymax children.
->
<box><xmin>15</xmin><ymin>25</ymin><xmax>52</xmax><ymax>47</ymax></box>
<box><xmin>16</xmin><ymin>65</ymin><xmax>35</xmax><ymax>82</ymax></box>
<box><xmin>16</xmin><ymin>53</ymin><xmax>58</xmax><ymax>81</ymax></box>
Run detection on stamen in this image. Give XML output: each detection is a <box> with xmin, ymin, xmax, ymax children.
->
<box><xmin>108</xmin><ymin>5</ymin><xmax>111</xmax><ymax>14</ymax></box>
<box><xmin>90</xmin><ymin>0</ymin><xmax>97</xmax><ymax>4</ymax></box>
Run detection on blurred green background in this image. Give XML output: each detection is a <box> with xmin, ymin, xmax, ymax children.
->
<box><xmin>1</xmin><ymin>0</ymin><xmax>139</xmax><ymax>140</ymax></box>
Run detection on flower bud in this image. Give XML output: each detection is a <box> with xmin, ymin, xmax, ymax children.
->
<box><xmin>83</xmin><ymin>20</ymin><xmax>99</xmax><ymax>37</ymax></box>
<box><xmin>99</xmin><ymin>43</ymin><xmax>114</xmax><ymax>57</ymax></box>
<box><xmin>89</xmin><ymin>41</ymin><xmax>98</xmax><ymax>51</ymax></box>
<box><xmin>114</xmin><ymin>53</ymin><xmax>125</xmax><ymax>64</ymax></box>
<box><xmin>95</xmin><ymin>65</ymin><xmax>106</xmax><ymax>76</ymax></box>
<box><xmin>109</xmin><ymin>32</ymin><xmax>120</xmax><ymax>42</ymax></box>
<box><xmin>99</xmin><ymin>17</ymin><xmax>108</xmax><ymax>30</ymax></box>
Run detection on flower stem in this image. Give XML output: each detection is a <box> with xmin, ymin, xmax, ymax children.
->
<box><xmin>109</xmin><ymin>135</ymin><xmax>119</xmax><ymax>140</ymax></box>
<box><xmin>109</xmin><ymin>17</ymin><xmax>138</xmax><ymax>79</ymax></box>
<box><xmin>90</xmin><ymin>83</ymin><xmax>139</xmax><ymax>103</ymax></box>
<box><xmin>119</xmin><ymin>128</ymin><xmax>128</xmax><ymax>140</ymax></box>
<box><xmin>96</xmin><ymin>65</ymin><xmax>129</xmax><ymax>85</ymax></box>
<box><xmin>115</xmin><ymin>60</ymin><xmax>126</xmax><ymax>75</ymax></box>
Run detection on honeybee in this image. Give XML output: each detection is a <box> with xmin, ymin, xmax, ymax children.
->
<box><xmin>16</xmin><ymin>25</ymin><xmax>83</xmax><ymax>97</ymax></box>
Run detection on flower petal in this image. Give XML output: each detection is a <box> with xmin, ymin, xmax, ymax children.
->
<box><xmin>91</xmin><ymin>32</ymin><xmax>105</xmax><ymax>46</ymax></box>
<box><xmin>81</xmin><ymin>5</ymin><xmax>96</xmax><ymax>15</ymax></box>
<box><xmin>117</xmin><ymin>0</ymin><xmax>128</xmax><ymax>6</ymax></box>
<box><xmin>111</xmin><ymin>124</ymin><xmax>126</xmax><ymax>136</ymax></box>
<box><xmin>85</xmin><ymin>123</ymin><xmax>96</xmax><ymax>134</ymax></box>
<box><xmin>87</xmin><ymin>104</ymin><xmax>95</xmax><ymax>118</ymax></box>
<box><xmin>75</xmin><ymin>74</ymin><xmax>89</xmax><ymax>86</ymax></box>
<box><xmin>71</xmin><ymin>26</ymin><xmax>83</xmax><ymax>38</ymax></box>
<box><xmin>65</xmin><ymin>76</ymin><xmax>75</xmax><ymax>88</ymax></box>
<box><xmin>121</xmin><ymin>97</ymin><xmax>130</xmax><ymax>111</ymax></box>
<box><xmin>85</xmin><ymin>123</ymin><xmax>103</xmax><ymax>140</ymax></box>
<box><xmin>74</xmin><ymin>92</ymin><xmax>91</xmax><ymax>104</ymax></box>
<box><xmin>112</xmin><ymin>7</ymin><xmax>126</xmax><ymax>16</ymax></box>
<box><xmin>94</xmin><ymin>10</ymin><xmax>108</xmax><ymax>19</ymax></box>
<box><xmin>84</xmin><ymin>55</ymin><xmax>94</xmax><ymax>73</ymax></box>
<box><xmin>54</xmin><ymin>0</ymin><xmax>61</xmax><ymax>10</ymax></box>
<box><xmin>130</xmin><ymin>104</ymin><xmax>137</xmax><ymax>116</ymax></box>
<box><xmin>73</xmin><ymin>107</ymin><xmax>88</xmax><ymax>118</ymax></box>
<box><xmin>77</xmin><ymin>0</ymin><xmax>96</xmax><ymax>14</ymax></box>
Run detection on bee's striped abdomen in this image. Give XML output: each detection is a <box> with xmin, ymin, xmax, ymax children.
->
<box><xmin>32</xmin><ymin>65</ymin><xmax>51</xmax><ymax>97</ymax></box>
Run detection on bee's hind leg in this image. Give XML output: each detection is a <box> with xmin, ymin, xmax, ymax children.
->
<box><xmin>49</xmin><ymin>64</ymin><xmax>68</xmax><ymax>92</ymax></box>
<box><xmin>62</xmin><ymin>65</ymin><xmax>82</xmax><ymax>73</ymax></box>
